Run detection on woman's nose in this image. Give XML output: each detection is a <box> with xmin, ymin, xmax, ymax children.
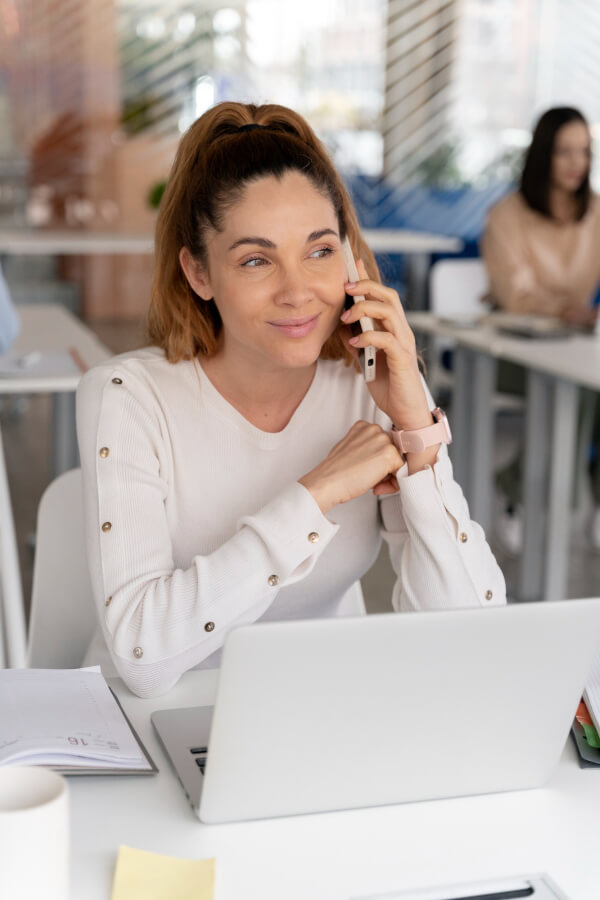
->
<box><xmin>273</xmin><ymin>267</ymin><xmax>313</xmax><ymax>306</ymax></box>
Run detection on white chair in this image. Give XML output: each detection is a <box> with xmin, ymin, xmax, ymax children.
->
<box><xmin>427</xmin><ymin>258</ymin><xmax>524</xmax><ymax>414</ymax></box>
<box><xmin>28</xmin><ymin>468</ymin><xmax>97</xmax><ymax>668</ymax></box>
<box><xmin>430</xmin><ymin>257</ymin><xmax>490</xmax><ymax>321</ymax></box>
<box><xmin>427</xmin><ymin>258</ymin><xmax>491</xmax><ymax>396</ymax></box>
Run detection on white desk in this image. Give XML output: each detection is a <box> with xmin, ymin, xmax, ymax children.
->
<box><xmin>0</xmin><ymin>228</ymin><xmax>461</xmax><ymax>258</ymax></box>
<box><xmin>0</xmin><ymin>230</ymin><xmax>155</xmax><ymax>255</ymax></box>
<box><xmin>0</xmin><ymin>304</ymin><xmax>110</xmax><ymax>668</ymax></box>
<box><xmin>408</xmin><ymin>312</ymin><xmax>600</xmax><ymax>603</ymax></box>
<box><xmin>67</xmin><ymin>670</ymin><xmax>599</xmax><ymax>899</ymax></box>
<box><xmin>6</xmin><ymin>304</ymin><xmax>110</xmax><ymax>468</ymax></box>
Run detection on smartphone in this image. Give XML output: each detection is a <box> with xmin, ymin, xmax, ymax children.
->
<box><xmin>341</xmin><ymin>238</ymin><xmax>376</xmax><ymax>383</ymax></box>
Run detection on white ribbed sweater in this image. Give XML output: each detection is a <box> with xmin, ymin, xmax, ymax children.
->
<box><xmin>76</xmin><ymin>348</ymin><xmax>506</xmax><ymax>697</ymax></box>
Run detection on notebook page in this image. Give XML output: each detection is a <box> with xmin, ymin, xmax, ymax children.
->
<box><xmin>0</xmin><ymin>667</ymin><xmax>150</xmax><ymax>768</ymax></box>
<box><xmin>583</xmin><ymin>649</ymin><xmax>600</xmax><ymax>736</ymax></box>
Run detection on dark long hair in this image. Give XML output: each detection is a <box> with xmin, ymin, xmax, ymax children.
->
<box><xmin>520</xmin><ymin>106</ymin><xmax>591</xmax><ymax>221</ymax></box>
<box><xmin>149</xmin><ymin>102</ymin><xmax>379</xmax><ymax>362</ymax></box>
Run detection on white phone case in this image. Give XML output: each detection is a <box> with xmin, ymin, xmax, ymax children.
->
<box><xmin>341</xmin><ymin>238</ymin><xmax>376</xmax><ymax>383</ymax></box>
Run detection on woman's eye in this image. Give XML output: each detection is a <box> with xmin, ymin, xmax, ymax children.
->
<box><xmin>310</xmin><ymin>246</ymin><xmax>334</xmax><ymax>259</ymax></box>
<box><xmin>242</xmin><ymin>256</ymin><xmax>267</xmax><ymax>268</ymax></box>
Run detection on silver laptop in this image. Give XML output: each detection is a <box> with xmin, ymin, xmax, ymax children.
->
<box><xmin>151</xmin><ymin>598</ymin><xmax>600</xmax><ymax>824</ymax></box>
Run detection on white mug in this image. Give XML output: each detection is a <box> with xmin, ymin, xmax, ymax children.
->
<box><xmin>0</xmin><ymin>766</ymin><xmax>69</xmax><ymax>900</ymax></box>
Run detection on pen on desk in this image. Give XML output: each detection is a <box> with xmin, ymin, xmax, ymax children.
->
<box><xmin>68</xmin><ymin>346</ymin><xmax>88</xmax><ymax>373</ymax></box>
<box><xmin>16</xmin><ymin>351</ymin><xmax>41</xmax><ymax>369</ymax></box>
<box><xmin>446</xmin><ymin>887</ymin><xmax>534</xmax><ymax>900</ymax></box>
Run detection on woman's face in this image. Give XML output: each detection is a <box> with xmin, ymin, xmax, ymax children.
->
<box><xmin>551</xmin><ymin>121</ymin><xmax>591</xmax><ymax>193</ymax></box>
<box><xmin>187</xmin><ymin>170</ymin><xmax>347</xmax><ymax>374</ymax></box>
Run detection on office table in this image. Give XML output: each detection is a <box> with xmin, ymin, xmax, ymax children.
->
<box><xmin>0</xmin><ymin>304</ymin><xmax>110</xmax><ymax>668</ymax></box>
<box><xmin>67</xmin><ymin>669</ymin><xmax>600</xmax><ymax>899</ymax></box>
<box><xmin>0</xmin><ymin>227</ymin><xmax>461</xmax><ymax>257</ymax></box>
<box><xmin>408</xmin><ymin>312</ymin><xmax>600</xmax><ymax>603</ymax></box>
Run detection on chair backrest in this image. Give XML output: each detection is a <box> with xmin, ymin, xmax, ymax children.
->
<box><xmin>28</xmin><ymin>468</ymin><xmax>97</xmax><ymax>668</ymax></box>
<box><xmin>429</xmin><ymin>258</ymin><xmax>490</xmax><ymax>318</ymax></box>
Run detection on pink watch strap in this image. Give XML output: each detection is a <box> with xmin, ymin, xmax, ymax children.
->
<box><xmin>391</xmin><ymin>407</ymin><xmax>452</xmax><ymax>454</ymax></box>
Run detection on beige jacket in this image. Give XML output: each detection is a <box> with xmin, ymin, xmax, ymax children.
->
<box><xmin>481</xmin><ymin>191</ymin><xmax>600</xmax><ymax>315</ymax></box>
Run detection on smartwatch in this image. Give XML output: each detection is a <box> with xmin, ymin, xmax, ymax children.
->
<box><xmin>391</xmin><ymin>407</ymin><xmax>452</xmax><ymax>454</ymax></box>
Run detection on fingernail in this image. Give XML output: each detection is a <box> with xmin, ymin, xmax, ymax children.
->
<box><xmin>345</xmin><ymin>281</ymin><xmax>357</xmax><ymax>288</ymax></box>
<box><xmin>340</xmin><ymin>309</ymin><xmax>350</xmax><ymax>321</ymax></box>
<box><xmin>348</xmin><ymin>336</ymin><xmax>360</xmax><ymax>345</ymax></box>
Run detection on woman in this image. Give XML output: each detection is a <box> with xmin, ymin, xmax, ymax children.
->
<box><xmin>482</xmin><ymin>106</ymin><xmax>600</xmax><ymax>552</ymax></box>
<box><xmin>77</xmin><ymin>102</ymin><xmax>505</xmax><ymax>698</ymax></box>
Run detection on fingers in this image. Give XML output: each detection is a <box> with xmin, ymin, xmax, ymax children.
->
<box><xmin>343</xmin><ymin>266</ymin><xmax>413</xmax><ymax>343</ymax></box>
<box><xmin>344</xmin><ymin>277</ymin><xmax>402</xmax><ymax>308</ymax></box>
<box><xmin>348</xmin><ymin>324</ymin><xmax>417</xmax><ymax>362</ymax></box>
<box><xmin>373</xmin><ymin>474</ymin><xmax>400</xmax><ymax>495</ymax></box>
<box><xmin>298</xmin><ymin>421</ymin><xmax>403</xmax><ymax>513</ymax></box>
<box><xmin>341</xmin><ymin>298</ymin><xmax>413</xmax><ymax>340</ymax></box>
<box><xmin>332</xmin><ymin>420</ymin><xmax>403</xmax><ymax>472</ymax></box>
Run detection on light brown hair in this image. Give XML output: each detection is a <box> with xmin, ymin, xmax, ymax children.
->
<box><xmin>148</xmin><ymin>101</ymin><xmax>380</xmax><ymax>362</ymax></box>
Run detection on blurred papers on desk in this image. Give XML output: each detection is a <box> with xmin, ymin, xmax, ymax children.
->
<box><xmin>0</xmin><ymin>667</ymin><xmax>156</xmax><ymax>773</ymax></box>
<box><xmin>111</xmin><ymin>847</ymin><xmax>214</xmax><ymax>900</ymax></box>
<box><xmin>572</xmin><ymin>650</ymin><xmax>600</xmax><ymax>767</ymax></box>
<box><xmin>0</xmin><ymin>348</ymin><xmax>84</xmax><ymax>377</ymax></box>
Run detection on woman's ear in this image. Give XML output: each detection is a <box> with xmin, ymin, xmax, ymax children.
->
<box><xmin>179</xmin><ymin>247</ymin><xmax>213</xmax><ymax>300</ymax></box>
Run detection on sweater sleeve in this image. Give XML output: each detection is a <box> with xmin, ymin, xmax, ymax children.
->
<box><xmin>481</xmin><ymin>201</ymin><xmax>567</xmax><ymax>315</ymax></box>
<box><xmin>377</xmin><ymin>384</ymin><xmax>506</xmax><ymax>612</ymax></box>
<box><xmin>76</xmin><ymin>364</ymin><xmax>338</xmax><ymax>698</ymax></box>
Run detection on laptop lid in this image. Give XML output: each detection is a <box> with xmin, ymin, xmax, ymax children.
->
<box><xmin>188</xmin><ymin>599</ymin><xmax>600</xmax><ymax>823</ymax></box>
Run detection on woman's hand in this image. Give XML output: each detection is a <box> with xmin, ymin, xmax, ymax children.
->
<box><xmin>340</xmin><ymin>261</ymin><xmax>431</xmax><ymax>429</ymax></box>
<box><xmin>560</xmin><ymin>300</ymin><xmax>598</xmax><ymax>329</ymax></box>
<box><xmin>299</xmin><ymin>420</ymin><xmax>403</xmax><ymax>514</ymax></box>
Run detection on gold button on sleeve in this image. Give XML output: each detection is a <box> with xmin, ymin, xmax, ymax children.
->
<box><xmin>459</xmin><ymin>532</ymin><xmax>468</xmax><ymax>543</ymax></box>
<box><xmin>268</xmin><ymin>574</ymin><xmax>280</xmax><ymax>587</ymax></box>
<box><xmin>99</xmin><ymin>447</ymin><xmax>110</xmax><ymax>458</ymax></box>
<box><xmin>485</xmin><ymin>590</ymin><xmax>493</xmax><ymax>601</ymax></box>
<box><xmin>111</xmin><ymin>377</ymin><xmax>123</xmax><ymax>385</ymax></box>
<box><xmin>105</xmin><ymin>596</ymin><xmax>112</xmax><ymax>607</ymax></box>
<box><xmin>204</xmin><ymin>621</ymin><xmax>215</xmax><ymax>632</ymax></box>
<box><xmin>133</xmin><ymin>646</ymin><xmax>143</xmax><ymax>659</ymax></box>
<box><xmin>101</xmin><ymin>521</ymin><xmax>112</xmax><ymax>532</ymax></box>
<box><xmin>307</xmin><ymin>531</ymin><xmax>320</xmax><ymax>544</ymax></box>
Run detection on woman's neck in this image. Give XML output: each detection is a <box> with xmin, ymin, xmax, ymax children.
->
<box><xmin>548</xmin><ymin>186</ymin><xmax>578</xmax><ymax>223</ymax></box>
<box><xmin>199</xmin><ymin>354</ymin><xmax>317</xmax><ymax>433</ymax></box>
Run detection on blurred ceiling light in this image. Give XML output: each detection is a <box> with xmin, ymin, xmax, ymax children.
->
<box><xmin>136</xmin><ymin>16</ymin><xmax>166</xmax><ymax>40</ymax></box>
<box><xmin>174</xmin><ymin>13</ymin><xmax>196</xmax><ymax>42</ymax></box>
<box><xmin>195</xmin><ymin>77</ymin><xmax>215</xmax><ymax>118</ymax></box>
<box><xmin>213</xmin><ymin>8</ymin><xmax>241</xmax><ymax>34</ymax></box>
<box><xmin>214</xmin><ymin>35</ymin><xmax>240</xmax><ymax>61</ymax></box>
<box><xmin>501</xmin><ymin>128</ymin><xmax>531</xmax><ymax>148</ymax></box>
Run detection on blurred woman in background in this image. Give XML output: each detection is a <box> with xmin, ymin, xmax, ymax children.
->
<box><xmin>482</xmin><ymin>106</ymin><xmax>600</xmax><ymax>553</ymax></box>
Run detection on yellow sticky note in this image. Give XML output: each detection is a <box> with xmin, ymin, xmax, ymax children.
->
<box><xmin>111</xmin><ymin>846</ymin><xmax>215</xmax><ymax>900</ymax></box>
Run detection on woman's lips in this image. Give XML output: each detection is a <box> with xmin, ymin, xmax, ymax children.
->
<box><xmin>268</xmin><ymin>314</ymin><xmax>320</xmax><ymax>338</ymax></box>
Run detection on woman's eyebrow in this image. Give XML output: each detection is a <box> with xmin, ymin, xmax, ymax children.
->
<box><xmin>228</xmin><ymin>236</ymin><xmax>276</xmax><ymax>251</ymax></box>
<box><xmin>306</xmin><ymin>228</ymin><xmax>338</xmax><ymax>242</ymax></box>
<box><xmin>228</xmin><ymin>228</ymin><xmax>339</xmax><ymax>253</ymax></box>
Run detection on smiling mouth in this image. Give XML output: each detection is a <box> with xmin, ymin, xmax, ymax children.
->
<box><xmin>268</xmin><ymin>314</ymin><xmax>320</xmax><ymax>337</ymax></box>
